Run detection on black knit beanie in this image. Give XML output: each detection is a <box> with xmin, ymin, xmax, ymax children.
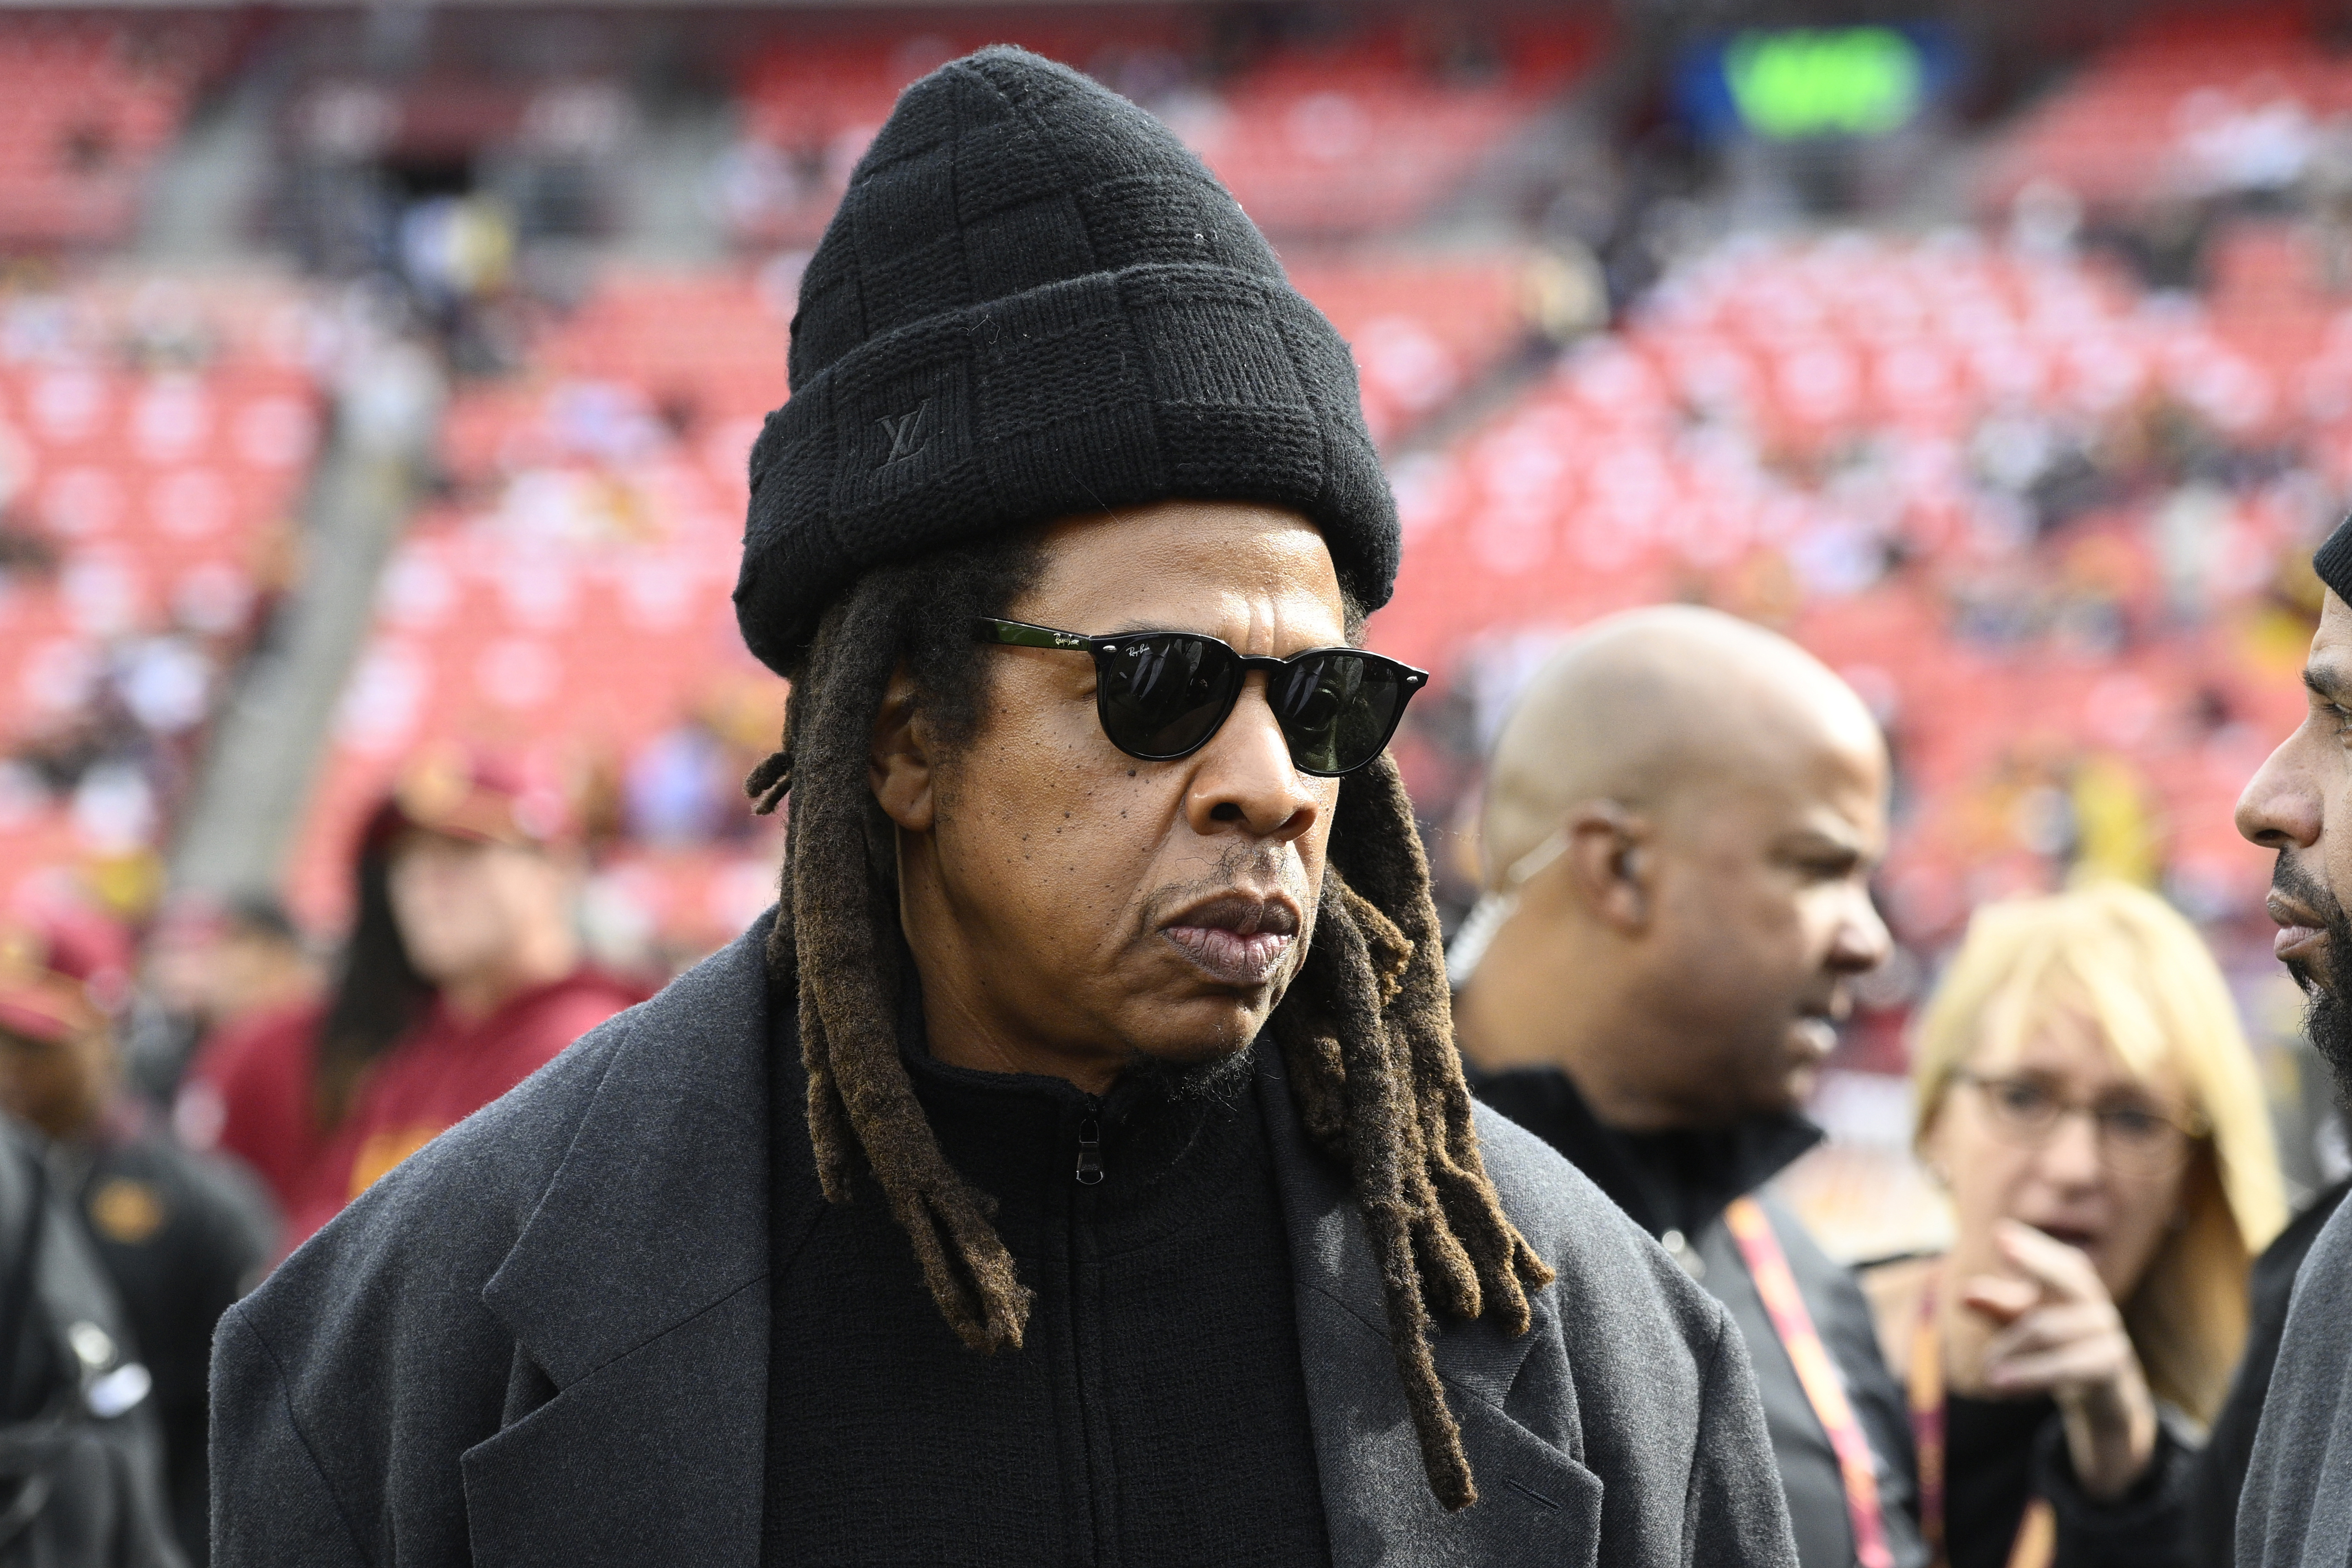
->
<box><xmin>733</xmin><ymin>46</ymin><xmax>1399</xmax><ymax>671</ymax></box>
<box><xmin>2319</xmin><ymin>514</ymin><xmax>2352</xmax><ymax>603</ymax></box>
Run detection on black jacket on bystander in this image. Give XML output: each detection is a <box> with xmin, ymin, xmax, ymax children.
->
<box><xmin>1474</xmin><ymin>1065</ymin><xmax>1929</xmax><ymax>1568</ymax></box>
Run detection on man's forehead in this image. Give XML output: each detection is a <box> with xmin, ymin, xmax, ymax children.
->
<box><xmin>1025</xmin><ymin>503</ymin><xmax>1346</xmax><ymax>629</ymax></box>
<box><xmin>1674</xmin><ymin>755</ymin><xmax>1886</xmax><ymax>851</ymax></box>
<box><xmin>1036</xmin><ymin>502</ymin><xmax>1328</xmax><ymax>567</ymax></box>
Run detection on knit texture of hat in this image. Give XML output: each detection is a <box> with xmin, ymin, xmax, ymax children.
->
<box><xmin>733</xmin><ymin>46</ymin><xmax>1399</xmax><ymax>671</ymax></box>
<box><xmin>2319</xmin><ymin>513</ymin><xmax>2352</xmax><ymax>603</ymax></box>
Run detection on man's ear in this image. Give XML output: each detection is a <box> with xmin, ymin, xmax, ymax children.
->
<box><xmin>1558</xmin><ymin>801</ymin><xmax>1653</xmax><ymax>936</ymax></box>
<box><xmin>870</xmin><ymin>668</ymin><xmax>936</xmax><ymax>833</ymax></box>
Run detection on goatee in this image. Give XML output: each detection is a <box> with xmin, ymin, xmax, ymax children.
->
<box><xmin>2277</xmin><ymin>853</ymin><xmax>2352</xmax><ymax>1105</ymax></box>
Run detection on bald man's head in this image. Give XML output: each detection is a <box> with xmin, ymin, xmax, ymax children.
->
<box><xmin>1457</xmin><ymin>605</ymin><xmax>1892</xmax><ymax>1130</ymax></box>
<box><xmin>1481</xmin><ymin>605</ymin><xmax>1885</xmax><ymax>889</ymax></box>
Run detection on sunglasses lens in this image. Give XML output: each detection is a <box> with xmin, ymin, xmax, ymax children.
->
<box><xmin>1099</xmin><ymin>635</ymin><xmax>1239</xmax><ymax>758</ymax></box>
<box><xmin>1270</xmin><ymin>653</ymin><xmax>1409</xmax><ymax>775</ymax></box>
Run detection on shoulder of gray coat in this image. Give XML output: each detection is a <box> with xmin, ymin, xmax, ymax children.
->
<box><xmin>361</xmin><ymin>1001</ymin><xmax>638</xmax><ymax>1231</ymax></box>
<box><xmin>246</xmin><ymin>1011</ymin><xmax>625</xmax><ymax>1335</ymax></box>
<box><xmin>264</xmin><ymin>915</ymin><xmax>777</xmax><ymax>1304</ymax></box>
<box><xmin>1469</xmin><ymin>1098</ymin><xmax>1734</xmax><ymax>1343</ymax></box>
<box><xmin>1468</xmin><ymin>1097</ymin><xmax>1646</xmax><ymax>1258</ymax></box>
<box><xmin>238</xmin><ymin>1001</ymin><xmax>641</xmax><ymax>1351</ymax></box>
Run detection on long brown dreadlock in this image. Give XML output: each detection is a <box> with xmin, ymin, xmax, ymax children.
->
<box><xmin>747</xmin><ymin>532</ymin><xmax>1554</xmax><ymax>1512</ymax></box>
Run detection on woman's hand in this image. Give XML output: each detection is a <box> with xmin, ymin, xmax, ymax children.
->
<box><xmin>1959</xmin><ymin>1219</ymin><xmax>2158</xmax><ymax>1502</ymax></box>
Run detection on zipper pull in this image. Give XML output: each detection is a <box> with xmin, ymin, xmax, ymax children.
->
<box><xmin>1074</xmin><ymin>1117</ymin><xmax>1104</xmax><ymax>1186</ymax></box>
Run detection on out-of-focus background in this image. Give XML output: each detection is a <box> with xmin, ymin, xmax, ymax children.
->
<box><xmin>0</xmin><ymin>0</ymin><xmax>2340</xmax><ymax>1259</ymax></box>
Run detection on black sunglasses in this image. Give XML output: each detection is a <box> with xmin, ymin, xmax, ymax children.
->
<box><xmin>974</xmin><ymin>618</ymin><xmax>1428</xmax><ymax>777</ymax></box>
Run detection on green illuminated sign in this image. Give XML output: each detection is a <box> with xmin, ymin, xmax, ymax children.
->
<box><xmin>1725</xmin><ymin>27</ymin><xmax>1924</xmax><ymax>139</ymax></box>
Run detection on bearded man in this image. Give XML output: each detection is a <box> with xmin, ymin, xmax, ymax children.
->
<box><xmin>210</xmin><ymin>48</ymin><xmax>1796</xmax><ymax>1568</ymax></box>
<box><xmin>2229</xmin><ymin>515</ymin><xmax>2352</xmax><ymax>1567</ymax></box>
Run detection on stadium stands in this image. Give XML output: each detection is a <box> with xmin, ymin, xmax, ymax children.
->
<box><xmin>1376</xmin><ymin>226</ymin><xmax>2323</xmax><ymax>963</ymax></box>
<box><xmin>0</xmin><ymin>270</ymin><xmax>322</xmax><ymax>913</ymax></box>
<box><xmin>0</xmin><ymin>14</ymin><xmax>232</xmax><ymax>249</ymax></box>
<box><xmin>721</xmin><ymin>14</ymin><xmax>1600</xmax><ymax>244</ymax></box>
<box><xmin>1983</xmin><ymin>4</ymin><xmax>2352</xmax><ymax>212</ymax></box>
<box><xmin>1288</xmin><ymin>252</ymin><xmax>1537</xmax><ymax>446</ymax></box>
<box><xmin>1168</xmin><ymin>18</ymin><xmax>1600</xmax><ymax>236</ymax></box>
<box><xmin>11</xmin><ymin>1</ymin><xmax>2352</xmax><ymax>1261</ymax></box>
<box><xmin>283</xmin><ymin>265</ymin><xmax>789</xmax><ymax>952</ymax></box>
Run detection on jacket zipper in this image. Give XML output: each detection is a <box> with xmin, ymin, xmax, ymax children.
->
<box><xmin>1068</xmin><ymin>1102</ymin><xmax>1111</xmax><ymax>1564</ymax></box>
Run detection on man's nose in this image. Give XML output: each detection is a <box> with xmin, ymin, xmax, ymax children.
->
<box><xmin>2237</xmin><ymin>734</ymin><xmax>2322</xmax><ymax>850</ymax></box>
<box><xmin>1826</xmin><ymin>883</ymin><xmax>1892</xmax><ymax>976</ymax></box>
<box><xmin>1184</xmin><ymin>675</ymin><xmax>1322</xmax><ymax>843</ymax></box>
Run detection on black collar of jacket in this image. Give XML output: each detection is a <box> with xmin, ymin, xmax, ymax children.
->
<box><xmin>462</xmin><ymin>911</ymin><xmax>1612</xmax><ymax>1566</ymax></box>
<box><xmin>1471</xmin><ymin>1065</ymin><xmax>1822</xmax><ymax>1242</ymax></box>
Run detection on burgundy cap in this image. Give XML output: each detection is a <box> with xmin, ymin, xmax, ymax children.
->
<box><xmin>0</xmin><ymin>905</ymin><xmax>133</xmax><ymax>1045</ymax></box>
<box><xmin>361</xmin><ymin>750</ymin><xmax>571</xmax><ymax>857</ymax></box>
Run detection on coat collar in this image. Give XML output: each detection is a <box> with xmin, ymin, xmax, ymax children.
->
<box><xmin>480</xmin><ymin>912</ymin><xmax>777</xmax><ymax>1387</ymax></box>
<box><xmin>1472</xmin><ymin>1064</ymin><xmax>1820</xmax><ymax>1241</ymax></box>
<box><xmin>465</xmin><ymin>917</ymin><xmax>778</xmax><ymax>1568</ymax></box>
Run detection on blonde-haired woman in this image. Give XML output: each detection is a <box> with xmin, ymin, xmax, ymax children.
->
<box><xmin>1864</xmin><ymin>881</ymin><xmax>2285</xmax><ymax>1568</ymax></box>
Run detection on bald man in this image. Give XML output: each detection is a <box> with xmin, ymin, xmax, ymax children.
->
<box><xmin>1454</xmin><ymin>606</ymin><xmax>1925</xmax><ymax>1568</ymax></box>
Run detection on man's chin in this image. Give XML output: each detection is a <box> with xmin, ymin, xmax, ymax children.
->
<box><xmin>2280</xmin><ymin>924</ymin><xmax>2352</xmax><ymax>1103</ymax></box>
<box><xmin>2287</xmin><ymin>951</ymin><xmax>2331</xmax><ymax>998</ymax></box>
<box><xmin>1771</xmin><ymin>1021</ymin><xmax>1834</xmax><ymax>1112</ymax></box>
<box><xmin>1119</xmin><ymin>1035</ymin><xmax>1259</xmax><ymax>1101</ymax></box>
<box><xmin>2304</xmin><ymin>977</ymin><xmax>2352</xmax><ymax>1106</ymax></box>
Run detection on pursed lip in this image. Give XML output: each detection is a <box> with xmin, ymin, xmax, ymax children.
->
<box><xmin>2267</xmin><ymin>892</ymin><xmax>2327</xmax><ymax>961</ymax></box>
<box><xmin>1160</xmin><ymin>890</ymin><xmax>1302</xmax><ymax>988</ymax></box>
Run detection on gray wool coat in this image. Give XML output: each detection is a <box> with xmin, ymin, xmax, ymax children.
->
<box><xmin>210</xmin><ymin>913</ymin><xmax>1799</xmax><ymax>1568</ymax></box>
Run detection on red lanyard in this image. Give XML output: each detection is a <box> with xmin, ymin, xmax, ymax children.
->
<box><xmin>1907</xmin><ymin>1267</ymin><xmax>2055</xmax><ymax>1568</ymax></box>
<box><xmin>1723</xmin><ymin>1196</ymin><xmax>1896</xmax><ymax>1568</ymax></box>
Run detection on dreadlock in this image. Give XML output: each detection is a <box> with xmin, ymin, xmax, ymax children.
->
<box><xmin>749</xmin><ymin>535</ymin><xmax>1553</xmax><ymax>1512</ymax></box>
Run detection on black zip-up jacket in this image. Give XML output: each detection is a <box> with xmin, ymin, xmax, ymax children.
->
<box><xmin>760</xmin><ymin>1042</ymin><xmax>1330</xmax><ymax>1563</ymax></box>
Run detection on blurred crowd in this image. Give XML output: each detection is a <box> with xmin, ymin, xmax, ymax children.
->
<box><xmin>0</xmin><ymin>752</ymin><xmax>651</xmax><ymax>1562</ymax></box>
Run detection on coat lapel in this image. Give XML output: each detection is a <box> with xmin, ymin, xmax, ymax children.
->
<box><xmin>462</xmin><ymin>914</ymin><xmax>783</xmax><ymax>1568</ymax></box>
<box><xmin>1258</xmin><ymin>1053</ymin><xmax>1605</xmax><ymax>1568</ymax></box>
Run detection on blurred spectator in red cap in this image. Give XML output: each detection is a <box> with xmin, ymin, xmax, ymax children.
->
<box><xmin>0</xmin><ymin>902</ymin><xmax>278</xmax><ymax>1565</ymax></box>
<box><xmin>179</xmin><ymin>752</ymin><xmax>644</xmax><ymax>1252</ymax></box>
<box><xmin>127</xmin><ymin>892</ymin><xmax>319</xmax><ymax>1105</ymax></box>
